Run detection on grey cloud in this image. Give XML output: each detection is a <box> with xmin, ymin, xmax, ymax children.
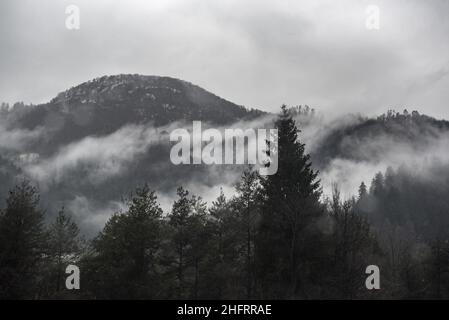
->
<box><xmin>0</xmin><ymin>121</ymin><xmax>44</xmax><ymax>152</ymax></box>
<box><xmin>23</xmin><ymin>122</ymin><xmax>180</xmax><ymax>186</ymax></box>
<box><xmin>1</xmin><ymin>0</ymin><xmax>449</xmax><ymax>118</ymax></box>
<box><xmin>66</xmin><ymin>195</ymin><xmax>127</xmax><ymax>237</ymax></box>
<box><xmin>311</xmin><ymin>121</ymin><xmax>449</xmax><ymax>199</ymax></box>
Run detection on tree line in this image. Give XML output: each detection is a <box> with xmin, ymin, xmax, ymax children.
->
<box><xmin>0</xmin><ymin>106</ymin><xmax>448</xmax><ymax>299</ymax></box>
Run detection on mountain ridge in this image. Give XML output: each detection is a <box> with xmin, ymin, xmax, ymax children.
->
<box><xmin>1</xmin><ymin>75</ymin><xmax>449</xmax><ymax>233</ymax></box>
<box><xmin>3</xmin><ymin>74</ymin><xmax>264</xmax><ymax>153</ymax></box>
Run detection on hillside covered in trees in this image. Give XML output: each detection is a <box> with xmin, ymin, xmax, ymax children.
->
<box><xmin>1</xmin><ymin>107</ymin><xmax>449</xmax><ymax>299</ymax></box>
<box><xmin>2</xmin><ymin>75</ymin><xmax>449</xmax><ymax>239</ymax></box>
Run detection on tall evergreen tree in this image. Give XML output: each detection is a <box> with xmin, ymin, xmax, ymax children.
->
<box><xmin>328</xmin><ymin>185</ymin><xmax>378</xmax><ymax>298</ymax></box>
<box><xmin>206</xmin><ymin>189</ymin><xmax>242</xmax><ymax>298</ymax></box>
<box><xmin>167</xmin><ymin>187</ymin><xmax>211</xmax><ymax>298</ymax></box>
<box><xmin>0</xmin><ymin>180</ymin><xmax>46</xmax><ymax>299</ymax></box>
<box><xmin>370</xmin><ymin>172</ymin><xmax>385</xmax><ymax>197</ymax></box>
<box><xmin>234</xmin><ymin>166</ymin><xmax>262</xmax><ymax>298</ymax></box>
<box><xmin>257</xmin><ymin>105</ymin><xmax>322</xmax><ymax>298</ymax></box>
<box><xmin>88</xmin><ymin>184</ymin><xmax>163</xmax><ymax>299</ymax></box>
<box><xmin>168</xmin><ymin>187</ymin><xmax>192</xmax><ymax>298</ymax></box>
<box><xmin>358</xmin><ymin>182</ymin><xmax>367</xmax><ymax>199</ymax></box>
<box><xmin>44</xmin><ymin>207</ymin><xmax>81</xmax><ymax>298</ymax></box>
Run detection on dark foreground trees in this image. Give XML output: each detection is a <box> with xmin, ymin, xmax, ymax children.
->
<box><xmin>355</xmin><ymin>164</ymin><xmax>449</xmax><ymax>298</ymax></box>
<box><xmin>257</xmin><ymin>105</ymin><xmax>324</xmax><ymax>298</ymax></box>
<box><xmin>0</xmin><ymin>181</ymin><xmax>83</xmax><ymax>299</ymax></box>
<box><xmin>83</xmin><ymin>184</ymin><xmax>164</xmax><ymax>299</ymax></box>
<box><xmin>42</xmin><ymin>207</ymin><xmax>82</xmax><ymax>298</ymax></box>
<box><xmin>0</xmin><ymin>181</ymin><xmax>46</xmax><ymax>299</ymax></box>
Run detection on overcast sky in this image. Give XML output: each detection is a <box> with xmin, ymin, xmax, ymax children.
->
<box><xmin>1</xmin><ymin>0</ymin><xmax>449</xmax><ymax>118</ymax></box>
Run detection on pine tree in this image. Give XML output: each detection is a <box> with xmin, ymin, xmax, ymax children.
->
<box><xmin>257</xmin><ymin>105</ymin><xmax>322</xmax><ymax>298</ymax></box>
<box><xmin>89</xmin><ymin>184</ymin><xmax>163</xmax><ymax>299</ymax></box>
<box><xmin>328</xmin><ymin>185</ymin><xmax>378</xmax><ymax>298</ymax></box>
<box><xmin>358</xmin><ymin>182</ymin><xmax>367</xmax><ymax>199</ymax></box>
<box><xmin>234</xmin><ymin>166</ymin><xmax>262</xmax><ymax>298</ymax></box>
<box><xmin>0</xmin><ymin>180</ymin><xmax>46</xmax><ymax>299</ymax></box>
<box><xmin>167</xmin><ymin>187</ymin><xmax>211</xmax><ymax>298</ymax></box>
<box><xmin>188</xmin><ymin>194</ymin><xmax>210</xmax><ymax>299</ymax></box>
<box><xmin>207</xmin><ymin>189</ymin><xmax>241</xmax><ymax>298</ymax></box>
<box><xmin>168</xmin><ymin>187</ymin><xmax>192</xmax><ymax>298</ymax></box>
<box><xmin>45</xmin><ymin>207</ymin><xmax>81</xmax><ymax>297</ymax></box>
<box><xmin>370</xmin><ymin>172</ymin><xmax>385</xmax><ymax>197</ymax></box>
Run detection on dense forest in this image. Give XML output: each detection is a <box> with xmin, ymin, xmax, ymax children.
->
<box><xmin>1</xmin><ymin>106</ymin><xmax>448</xmax><ymax>299</ymax></box>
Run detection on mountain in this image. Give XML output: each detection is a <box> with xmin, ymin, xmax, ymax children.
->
<box><xmin>0</xmin><ymin>75</ymin><xmax>267</xmax><ymax>233</ymax></box>
<box><xmin>1</xmin><ymin>75</ymin><xmax>449</xmax><ymax>234</ymax></box>
<box><xmin>5</xmin><ymin>74</ymin><xmax>264</xmax><ymax>155</ymax></box>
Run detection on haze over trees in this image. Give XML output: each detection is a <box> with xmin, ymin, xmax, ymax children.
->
<box><xmin>1</xmin><ymin>106</ymin><xmax>449</xmax><ymax>299</ymax></box>
<box><xmin>1</xmin><ymin>75</ymin><xmax>449</xmax><ymax>239</ymax></box>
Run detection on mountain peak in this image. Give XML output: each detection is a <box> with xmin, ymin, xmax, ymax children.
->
<box><xmin>51</xmin><ymin>74</ymin><xmax>195</xmax><ymax>105</ymax></box>
<box><xmin>46</xmin><ymin>74</ymin><xmax>262</xmax><ymax>125</ymax></box>
<box><xmin>9</xmin><ymin>75</ymin><xmax>263</xmax><ymax>150</ymax></box>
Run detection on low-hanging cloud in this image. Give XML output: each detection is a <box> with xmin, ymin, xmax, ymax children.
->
<box><xmin>309</xmin><ymin>115</ymin><xmax>449</xmax><ymax>199</ymax></box>
<box><xmin>0</xmin><ymin>122</ymin><xmax>45</xmax><ymax>152</ymax></box>
<box><xmin>23</xmin><ymin>122</ymin><xmax>183</xmax><ymax>186</ymax></box>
